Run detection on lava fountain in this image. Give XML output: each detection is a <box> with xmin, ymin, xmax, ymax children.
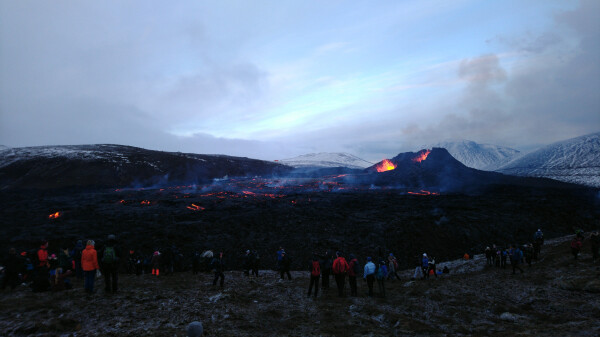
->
<box><xmin>412</xmin><ymin>149</ymin><xmax>431</xmax><ymax>163</ymax></box>
<box><xmin>376</xmin><ymin>159</ymin><xmax>397</xmax><ymax>172</ymax></box>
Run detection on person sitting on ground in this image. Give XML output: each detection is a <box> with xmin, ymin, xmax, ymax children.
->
<box><xmin>442</xmin><ymin>265</ymin><xmax>450</xmax><ymax>274</ymax></box>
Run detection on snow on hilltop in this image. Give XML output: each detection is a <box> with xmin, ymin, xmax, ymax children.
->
<box><xmin>424</xmin><ymin>140</ymin><xmax>520</xmax><ymax>171</ymax></box>
<box><xmin>279</xmin><ymin>152</ymin><xmax>374</xmax><ymax>169</ymax></box>
<box><xmin>497</xmin><ymin>132</ymin><xmax>600</xmax><ymax>188</ymax></box>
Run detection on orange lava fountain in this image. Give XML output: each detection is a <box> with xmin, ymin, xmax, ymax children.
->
<box><xmin>376</xmin><ymin>159</ymin><xmax>397</xmax><ymax>172</ymax></box>
<box><xmin>412</xmin><ymin>149</ymin><xmax>431</xmax><ymax>163</ymax></box>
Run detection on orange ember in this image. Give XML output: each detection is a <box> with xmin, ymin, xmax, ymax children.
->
<box><xmin>140</xmin><ymin>200</ymin><xmax>151</xmax><ymax>205</ymax></box>
<box><xmin>187</xmin><ymin>204</ymin><xmax>205</xmax><ymax>211</ymax></box>
<box><xmin>412</xmin><ymin>149</ymin><xmax>431</xmax><ymax>163</ymax></box>
<box><xmin>376</xmin><ymin>159</ymin><xmax>397</xmax><ymax>172</ymax></box>
<box><xmin>48</xmin><ymin>212</ymin><xmax>61</xmax><ymax>219</ymax></box>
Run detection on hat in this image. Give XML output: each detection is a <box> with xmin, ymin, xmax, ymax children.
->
<box><xmin>154</xmin><ymin>251</ymin><xmax>159</xmax><ymax>256</ymax></box>
<box><xmin>246</xmin><ymin>250</ymin><xmax>250</xmax><ymax>254</ymax></box>
<box><xmin>367</xmin><ymin>257</ymin><xmax>372</xmax><ymax>261</ymax></box>
<box><xmin>423</xmin><ymin>253</ymin><xmax>427</xmax><ymax>257</ymax></box>
<box><xmin>389</xmin><ymin>253</ymin><xmax>394</xmax><ymax>257</ymax></box>
<box><xmin>50</xmin><ymin>254</ymin><xmax>57</xmax><ymax>259</ymax></box>
<box><xmin>87</xmin><ymin>240</ymin><xmax>94</xmax><ymax>246</ymax></box>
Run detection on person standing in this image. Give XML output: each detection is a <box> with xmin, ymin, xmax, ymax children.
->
<box><xmin>332</xmin><ymin>252</ymin><xmax>349</xmax><ymax>297</ymax></box>
<box><xmin>307</xmin><ymin>254</ymin><xmax>320</xmax><ymax>298</ymax></box>
<box><xmin>590</xmin><ymin>231</ymin><xmax>599</xmax><ymax>262</ymax></box>
<box><xmin>387</xmin><ymin>253</ymin><xmax>400</xmax><ymax>281</ymax></box>
<box><xmin>151</xmin><ymin>251</ymin><xmax>161</xmax><ymax>276</ymax></box>
<box><xmin>279</xmin><ymin>251</ymin><xmax>292</xmax><ymax>280</ymax></box>
<box><xmin>251</xmin><ymin>250</ymin><xmax>260</xmax><ymax>277</ymax></box>
<box><xmin>81</xmin><ymin>240</ymin><xmax>99</xmax><ymax>293</ymax></box>
<box><xmin>422</xmin><ymin>253</ymin><xmax>429</xmax><ymax>279</ymax></box>
<box><xmin>347</xmin><ymin>254</ymin><xmax>359</xmax><ymax>297</ymax></box>
<box><xmin>211</xmin><ymin>252</ymin><xmax>225</xmax><ymax>287</ymax></box>
<box><xmin>363</xmin><ymin>257</ymin><xmax>376</xmax><ymax>297</ymax></box>
<box><xmin>100</xmin><ymin>234</ymin><xmax>120</xmax><ymax>293</ymax></box>
<box><xmin>509</xmin><ymin>245</ymin><xmax>524</xmax><ymax>275</ymax></box>
<box><xmin>376</xmin><ymin>260</ymin><xmax>388</xmax><ymax>298</ymax></box>
<box><xmin>571</xmin><ymin>236</ymin><xmax>583</xmax><ymax>260</ymax></box>
<box><xmin>320</xmin><ymin>252</ymin><xmax>332</xmax><ymax>291</ymax></box>
<box><xmin>72</xmin><ymin>240</ymin><xmax>84</xmax><ymax>279</ymax></box>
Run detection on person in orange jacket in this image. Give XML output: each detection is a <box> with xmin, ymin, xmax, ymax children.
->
<box><xmin>332</xmin><ymin>251</ymin><xmax>349</xmax><ymax>297</ymax></box>
<box><xmin>81</xmin><ymin>240</ymin><xmax>99</xmax><ymax>293</ymax></box>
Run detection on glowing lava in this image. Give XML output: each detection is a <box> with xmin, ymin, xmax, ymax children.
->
<box><xmin>48</xmin><ymin>212</ymin><xmax>61</xmax><ymax>219</ymax></box>
<box><xmin>376</xmin><ymin>159</ymin><xmax>397</xmax><ymax>172</ymax></box>
<box><xmin>187</xmin><ymin>204</ymin><xmax>205</xmax><ymax>211</ymax></box>
<box><xmin>412</xmin><ymin>149</ymin><xmax>431</xmax><ymax>163</ymax></box>
<box><xmin>140</xmin><ymin>200</ymin><xmax>151</xmax><ymax>205</ymax></box>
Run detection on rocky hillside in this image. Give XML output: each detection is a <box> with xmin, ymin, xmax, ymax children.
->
<box><xmin>497</xmin><ymin>132</ymin><xmax>600</xmax><ymax>188</ymax></box>
<box><xmin>0</xmin><ymin>144</ymin><xmax>291</xmax><ymax>190</ymax></box>
<box><xmin>1</xmin><ymin>234</ymin><xmax>598</xmax><ymax>336</ymax></box>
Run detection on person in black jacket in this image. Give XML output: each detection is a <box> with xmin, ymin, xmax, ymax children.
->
<box><xmin>320</xmin><ymin>251</ymin><xmax>332</xmax><ymax>290</ymax></box>
<box><xmin>280</xmin><ymin>251</ymin><xmax>292</xmax><ymax>280</ymax></box>
<box><xmin>212</xmin><ymin>252</ymin><xmax>225</xmax><ymax>287</ymax></box>
<box><xmin>99</xmin><ymin>234</ymin><xmax>120</xmax><ymax>293</ymax></box>
<box><xmin>2</xmin><ymin>248</ymin><xmax>24</xmax><ymax>290</ymax></box>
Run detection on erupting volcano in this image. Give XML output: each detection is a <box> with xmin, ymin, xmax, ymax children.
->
<box><xmin>412</xmin><ymin>149</ymin><xmax>431</xmax><ymax>163</ymax></box>
<box><xmin>375</xmin><ymin>159</ymin><xmax>397</xmax><ymax>172</ymax></box>
<box><xmin>48</xmin><ymin>212</ymin><xmax>61</xmax><ymax>219</ymax></box>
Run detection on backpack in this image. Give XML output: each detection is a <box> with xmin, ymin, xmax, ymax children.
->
<box><xmin>333</xmin><ymin>258</ymin><xmax>347</xmax><ymax>274</ymax></box>
<box><xmin>103</xmin><ymin>246</ymin><xmax>116</xmax><ymax>264</ymax></box>
<box><xmin>376</xmin><ymin>266</ymin><xmax>385</xmax><ymax>280</ymax></box>
<box><xmin>311</xmin><ymin>260</ymin><xmax>321</xmax><ymax>276</ymax></box>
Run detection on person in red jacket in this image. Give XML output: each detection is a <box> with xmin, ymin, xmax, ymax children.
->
<box><xmin>307</xmin><ymin>254</ymin><xmax>320</xmax><ymax>298</ymax></box>
<box><xmin>332</xmin><ymin>251</ymin><xmax>349</xmax><ymax>297</ymax></box>
<box><xmin>81</xmin><ymin>240</ymin><xmax>99</xmax><ymax>293</ymax></box>
<box><xmin>347</xmin><ymin>254</ymin><xmax>359</xmax><ymax>297</ymax></box>
<box><xmin>37</xmin><ymin>241</ymin><xmax>49</xmax><ymax>268</ymax></box>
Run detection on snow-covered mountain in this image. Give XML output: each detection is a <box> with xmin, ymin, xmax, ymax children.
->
<box><xmin>279</xmin><ymin>152</ymin><xmax>374</xmax><ymax>169</ymax></box>
<box><xmin>425</xmin><ymin>140</ymin><xmax>521</xmax><ymax>170</ymax></box>
<box><xmin>497</xmin><ymin>132</ymin><xmax>600</xmax><ymax>188</ymax></box>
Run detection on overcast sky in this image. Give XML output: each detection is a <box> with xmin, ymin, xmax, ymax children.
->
<box><xmin>1</xmin><ymin>0</ymin><xmax>598</xmax><ymax>161</ymax></box>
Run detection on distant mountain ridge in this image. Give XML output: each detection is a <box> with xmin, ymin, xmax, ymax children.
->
<box><xmin>0</xmin><ymin>144</ymin><xmax>290</xmax><ymax>190</ymax></box>
<box><xmin>497</xmin><ymin>132</ymin><xmax>600</xmax><ymax>188</ymax></box>
<box><xmin>279</xmin><ymin>152</ymin><xmax>374</xmax><ymax>169</ymax></box>
<box><xmin>425</xmin><ymin>140</ymin><xmax>520</xmax><ymax>170</ymax></box>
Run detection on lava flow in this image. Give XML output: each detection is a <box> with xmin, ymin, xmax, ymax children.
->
<box><xmin>376</xmin><ymin>159</ymin><xmax>397</xmax><ymax>172</ymax></box>
<box><xmin>412</xmin><ymin>149</ymin><xmax>431</xmax><ymax>163</ymax></box>
<box><xmin>48</xmin><ymin>212</ymin><xmax>61</xmax><ymax>219</ymax></box>
<box><xmin>407</xmin><ymin>190</ymin><xmax>439</xmax><ymax>196</ymax></box>
<box><xmin>186</xmin><ymin>204</ymin><xmax>205</xmax><ymax>211</ymax></box>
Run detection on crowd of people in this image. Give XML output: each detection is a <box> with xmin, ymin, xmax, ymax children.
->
<box><xmin>1</xmin><ymin>229</ymin><xmax>599</xmax><ymax>299</ymax></box>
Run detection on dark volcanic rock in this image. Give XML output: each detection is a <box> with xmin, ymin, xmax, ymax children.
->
<box><xmin>0</xmin><ymin>144</ymin><xmax>292</xmax><ymax>190</ymax></box>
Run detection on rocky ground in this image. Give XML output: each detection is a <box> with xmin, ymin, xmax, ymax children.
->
<box><xmin>1</xmin><ymin>235</ymin><xmax>599</xmax><ymax>336</ymax></box>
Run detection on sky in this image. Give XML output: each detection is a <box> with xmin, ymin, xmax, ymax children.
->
<box><xmin>1</xmin><ymin>0</ymin><xmax>599</xmax><ymax>161</ymax></box>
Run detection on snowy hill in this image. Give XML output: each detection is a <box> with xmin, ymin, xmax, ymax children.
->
<box><xmin>425</xmin><ymin>140</ymin><xmax>520</xmax><ymax>170</ymax></box>
<box><xmin>0</xmin><ymin>144</ymin><xmax>290</xmax><ymax>190</ymax></box>
<box><xmin>279</xmin><ymin>152</ymin><xmax>374</xmax><ymax>169</ymax></box>
<box><xmin>497</xmin><ymin>132</ymin><xmax>600</xmax><ymax>188</ymax></box>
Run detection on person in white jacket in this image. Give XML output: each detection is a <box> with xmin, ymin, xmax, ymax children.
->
<box><xmin>363</xmin><ymin>257</ymin><xmax>376</xmax><ymax>297</ymax></box>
